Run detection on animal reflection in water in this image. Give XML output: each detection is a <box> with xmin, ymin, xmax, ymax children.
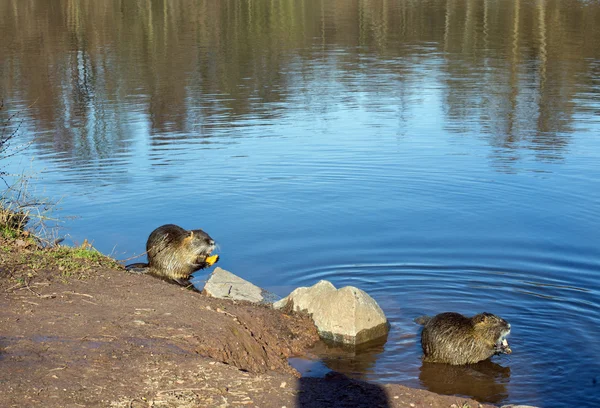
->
<box><xmin>416</xmin><ymin>312</ymin><xmax>512</xmax><ymax>365</ymax></box>
<box><xmin>419</xmin><ymin>360</ymin><xmax>511</xmax><ymax>404</ymax></box>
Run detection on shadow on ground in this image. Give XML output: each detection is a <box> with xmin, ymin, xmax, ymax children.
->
<box><xmin>298</xmin><ymin>372</ymin><xmax>389</xmax><ymax>408</ymax></box>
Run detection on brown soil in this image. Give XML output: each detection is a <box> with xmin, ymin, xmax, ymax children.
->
<box><xmin>0</xmin><ymin>237</ymin><xmax>496</xmax><ymax>408</ymax></box>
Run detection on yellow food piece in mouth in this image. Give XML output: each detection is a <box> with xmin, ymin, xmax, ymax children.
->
<box><xmin>205</xmin><ymin>254</ymin><xmax>219</xmax><ymax>266</ymax></box>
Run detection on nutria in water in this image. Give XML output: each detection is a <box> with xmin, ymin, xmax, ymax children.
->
<box><xmin>416</xmin><ymin>312</ymin><xmax>511</xmax><ymax>365</ymax></box>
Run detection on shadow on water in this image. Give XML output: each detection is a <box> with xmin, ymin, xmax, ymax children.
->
<box><xmin>419</xmin><ymin>360</ymin><xmax>511</xmax><ymax>404</ymax></box>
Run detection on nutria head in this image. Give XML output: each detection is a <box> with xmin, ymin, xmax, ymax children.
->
<box><xmin>472</xmin><ymin>312</ymin><xmax>512</xmax><ymax>355</ymax></box>
<box><xmin>184</xmin><ymin>229</ymin><xmax>216</xmax><ymax>263</ymax></box>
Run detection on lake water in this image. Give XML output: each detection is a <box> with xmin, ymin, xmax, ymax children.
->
<box><xmin>1</xmin><ymin>1</ymin><xmax>599</xmax><ymax>406</ymax></box>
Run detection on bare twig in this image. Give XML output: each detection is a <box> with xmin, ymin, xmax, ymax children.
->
<box><xmin>62</xmin><ymin>291</ymin><xmax>94</xmax><ymax>298</ymax></box>
<box><xmin>120</xmin><ymin>250</ymin><xmax>149</xmax><ymax>263</ymax></box>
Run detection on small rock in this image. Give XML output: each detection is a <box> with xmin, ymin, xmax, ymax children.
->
<box><xmin>203</xmin><ymin>267</ymin><xmax>278</xmax><ymax>304</ymax></box>
<box><xmin>15</xmin><ymin>239</ymin><xmax>29</xmax><ymax>248</ymax></box>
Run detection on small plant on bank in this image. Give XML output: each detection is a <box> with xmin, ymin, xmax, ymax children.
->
<box><xmin>1</xmin><ymin>100</ymin><xmax>39</xmax><ymax>241</ymax></box>
<box><xmin>0</xmin><ymin>102</ymin><xmax>122</xmax><ymax>286</ymax></box>
<box><xmin>1</xmin><ymin>101</ymin><xmax>65</xmax><ymax>245</ymax></box>
<box><xmin>1</xmin><ymin>235</ymin><xmax>123</xmax><ymax>285</ymax></box>
<box><xmin>50</xmin><ymin>240</ymin><xmax>123</xmax><ymax>277</ymax></box>
<box><xmin>0</xmin><ymin>174</ymin><xmax>62</xmax><ymax>244</ymax></box>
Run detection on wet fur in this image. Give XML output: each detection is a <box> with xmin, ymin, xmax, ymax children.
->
<box><xmin>126</xmin><ymin>224</ymin><xmax>215</xmax><ymax>284</ymax></box>
<box><xmin>418</xmin><ymin>312</ymin><xmax>511</xmax><ymax>365</ymax></box>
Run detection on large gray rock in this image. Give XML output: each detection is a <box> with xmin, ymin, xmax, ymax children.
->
<box><xmin>273</xmin><ymin>280</ymin><xmax>389</xmax><ymax>345</ymax></box>
<box><xmin>203</xmin><ymin>267</ymin><xmax>278</xmax><ymax>304</ymax></box>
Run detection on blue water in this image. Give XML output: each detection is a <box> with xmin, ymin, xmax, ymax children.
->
<box><xmin>1</xmin><ymin>1</ymin><xmax>599</xmax><ymax>406</ymax></box>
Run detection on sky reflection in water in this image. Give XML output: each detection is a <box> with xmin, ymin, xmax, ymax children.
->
<box><xmin>1</xmin><ymin>1</ymin><xmax>600</xmax><ymax>407</ymax></box>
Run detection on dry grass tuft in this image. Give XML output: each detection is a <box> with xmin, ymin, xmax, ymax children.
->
<box><xmin>1</xmin><ymin>102</ymin><xmax>122</xmax><ymax>286</ymax></box>
<box><xmin>1</xmin><ymin>100</ymin><xmax>62</xmax><ymax>245</ymax></box>
<box><xmin>0</xmin><ymin>174</ymin><xmax>63</xmax><ymax>245</ymax></box>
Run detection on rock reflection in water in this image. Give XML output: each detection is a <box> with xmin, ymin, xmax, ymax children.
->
<box><xmin>302</xmin><ymin>336</ymin><xmax>389</xmax><ymax>381</ymax></box>
<box><xmin>419</xmin><ymin>360</ymin><xmax>511</xmax><ymax>404</ymax></box>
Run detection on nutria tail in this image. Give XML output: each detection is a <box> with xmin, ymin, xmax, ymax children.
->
<box><xmin>415</xmin><ymin>315</ymin><xmax>432</xmax><ymax>325</ymax></box>
<box><xmin>125</xmin><ymin>262</ymin><xmax>150</xmax><ymax>274</ymax></box>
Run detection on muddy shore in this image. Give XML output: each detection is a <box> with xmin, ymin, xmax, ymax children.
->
<box><xmin>0</xmin><ymin>238</ymin><xmax>498</xmax><ymax>407</ymax></box>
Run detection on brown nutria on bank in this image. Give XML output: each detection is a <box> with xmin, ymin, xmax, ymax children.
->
<box><xmin>125</xmin><ymin>224</ymin><xmax>217</xmax><ymax>285</ymax></box>
<box><xmin>416</xmin><ymin>312</ymin><xmax>511</xmax><ymax>365</ymax></box>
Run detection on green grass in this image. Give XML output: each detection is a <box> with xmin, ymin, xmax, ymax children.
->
<box><xmin>51</xmin><ymin>246</ymin><xmax>107</xmax><ymax>262</ymax></box>
<box><xmin>1</xmin><ymin>225</ymin><xmax>19</xmax><ymax>239</ymax></box>
<box><xmin>1</xmin><ymin>230</ymin><xmax>123</xmax><ymax>282</ymax></box>
<box><xmin>47</xmin><ymin>245</ymin><xmax>121</xmax><ymax>276</ymax></box>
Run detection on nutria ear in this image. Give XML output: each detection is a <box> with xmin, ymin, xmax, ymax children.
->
<box><xmin>473</xmin><ymin>313</ymin><xmax>489</xmax><ymax>324</ymax></box>
<box><xmin>189</xmin><ymin>231</ymin><xmax>194</xmax><ymax>239</ymax></box>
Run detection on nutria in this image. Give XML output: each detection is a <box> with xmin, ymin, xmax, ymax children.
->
<box><xmin>126</xmin><ymin>224</ymin><xmax>217</xmax><ymax>285</ymax></box>
<box><xmin>416</xmin><ymin>312</ymin><xmax>512</xmax><ymax>365</ymax></box>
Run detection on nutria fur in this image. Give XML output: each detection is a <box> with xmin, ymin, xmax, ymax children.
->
<box><xmin>417</xmin><ymin>312</ymin><xmax>511</xmax><ymax>365</ymax></box>
<box><xmin>126</xmin><ymin>224</ymin><xmax>216</xmax><ymax>284</ymax></box>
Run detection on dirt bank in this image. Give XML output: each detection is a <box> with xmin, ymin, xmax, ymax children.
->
<box><xmin>0</xmin><ymin>237</ymin><xmax>495</xmax><ymax>407</ymax></box>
